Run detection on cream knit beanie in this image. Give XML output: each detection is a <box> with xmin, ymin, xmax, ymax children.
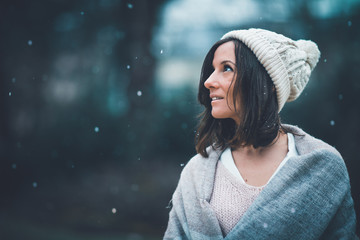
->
<box><xmin>221</xmin><ymin>28</ymin><xmax>320</xmax><ymax>112</ymax></box>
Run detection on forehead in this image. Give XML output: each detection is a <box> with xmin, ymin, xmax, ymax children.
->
<box><xmin>213</xmin><ymin>41</ymin><xmax>235</xmax><ymax>65</ymax></box>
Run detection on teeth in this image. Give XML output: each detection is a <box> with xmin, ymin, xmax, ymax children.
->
<box><xmin>212</xmin><ymin>97</ymin><xmax>222</xmax><ymax>101</ymax></box>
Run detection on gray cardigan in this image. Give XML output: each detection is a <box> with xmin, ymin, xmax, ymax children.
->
<box><xmin>164</xmin><ymin>125</ymin><xmax>358</xmax><ymax>239</ymax></box>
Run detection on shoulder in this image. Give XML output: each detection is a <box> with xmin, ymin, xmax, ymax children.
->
<box><xmin>175</xmin><ymin>146</ymin><xmax>222</xmax><ymax>200</ymax></box>
<box><xmin>285</xmin><ymin>124</ymin><xmax>348</xmax><ymax>179</ymax></box>
<box><xmin>285</xmin><ymin>124</ymin><xmax>341</xmax><ymax>157</ymax></box>
<box><xmin>181</xmin><ymin>146</ymin><xmax>221</xmax><ymax>179</ymax></box>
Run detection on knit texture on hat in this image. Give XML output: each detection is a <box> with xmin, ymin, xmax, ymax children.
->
<box><xmin>221</xmin><ymin>28</ymin><xmax>320</xmax><ymax>112</ymax></box>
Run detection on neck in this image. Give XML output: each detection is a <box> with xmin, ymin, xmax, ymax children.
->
<box><xmin>232</xmin><ymin>131</ymin><xmax>288</xmax><ymax>158</ymax></box>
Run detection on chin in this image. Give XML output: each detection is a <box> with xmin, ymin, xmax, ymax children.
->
<box><xmin>211</xmin><ymin>110</ymin><xmax>239</xmax><ymax>123</ymax></box>
<box><xmin>211</xmin><ymin>111</ymin><xmax>228</xmax><ymax>120</ymax></box>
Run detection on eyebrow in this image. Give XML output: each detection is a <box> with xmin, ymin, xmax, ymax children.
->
<box><xmin>221</xmin><ymin>60</ymin><xmax>235</xmax><ymax>65</ymax></box>
<box><xmin>212</xmin><ymin>60</ymin><xmax>236</xmax><ymax>68</ymax></box>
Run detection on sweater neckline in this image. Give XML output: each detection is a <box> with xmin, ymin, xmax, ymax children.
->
<box><xmin>220</xmin><ymin>133</ymin><xmax>298</xmax><ymax>187</ymax></box>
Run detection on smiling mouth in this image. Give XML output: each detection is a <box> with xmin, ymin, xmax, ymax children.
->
<box><xmin>212</xmin><ymin>97</ymin><xmax>223</xmax><ymax>101</ymax></box>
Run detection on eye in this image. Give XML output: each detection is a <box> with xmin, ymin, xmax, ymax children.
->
<box><xmin>223</xmin><ymin>64</ymin><xmax>233</xmax><ymax>72</ymax></box>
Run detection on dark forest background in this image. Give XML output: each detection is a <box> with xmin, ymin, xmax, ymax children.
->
<box><xmin>0</xmin><ymin>0</ymin><xmax>359</xmax><ymax>239</ymax></box>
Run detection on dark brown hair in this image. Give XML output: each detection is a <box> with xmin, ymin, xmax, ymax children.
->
<box><xmin>195</xmin><ymin>38</ymin><xmax>290</xmax><ymax>157</ymax></box>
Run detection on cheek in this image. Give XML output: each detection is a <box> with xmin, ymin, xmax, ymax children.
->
<box><xmin>228</xmin><ymin>92</ymin><xmax>243</xmax><ymax>113</ymax></box>
<box><xmin>226</xmin><ymin>86</ymin><xmax>237</xmax><ymax>107</ymax></box>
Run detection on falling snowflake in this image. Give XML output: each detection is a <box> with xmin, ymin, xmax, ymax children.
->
<box><xmin>28</xmin><ymin>40</ymin><xmax>33</xmax><ymax>46</ymax></box>
<box><xmin>330</xmin><ymin>120</ymin><xmax>335</xmax><ymax>126</ymax></box>
<box><xmin>160</xmin><ymin>49</ymin><xmax>164</xmax><ymax>54</ymax></box>
<box><xmin>126</xmin><ymin>65</ymin><xmax>131</xmax><ymax>70</ymax></box>
<box><xmin>137</xmin><ymin>90</ymin><xmax>142</xmax><ymax>96</ymax></box>
<box><xmin>348</xmin><ymin>21</ymin><xmax>352</xmax><ymax>27</ymax></box>
<box><xmin>9</xmin><ymin>92</ymin><xmax>12</xmax><ymax>96</ymax></box>
<box><xmin>80</xmin><ymin>11</ymin><xmax>85</xmax><ymax>15</ymax></box>
<box><xmin>94</xmin><ymin>126</ymin><xmax>100</xmax><ymax>132</ymax></box>
<box><xmin>33</xmin><ymin>182</ymin><xmax>38</xmax><ymax>188</ymax></box>
<box><xmin>127</xmin><ymin>3</ymin><xmax>133</xmax><ymax>9</ymax></box>
<box><xmin>263</xmin><ymin>222</ymin><xmax>268</xmax><ymax>228</ymax></box>
<box><xmin>291</xmin><ymin>208</ymin><xmax>296</xmax><ymax>213</ymax></box>
<box><xmin>112</xmin><ymin>208</ymin><xmax>117</xmax><ymax>214</ymax></box>
<box><xmin>180</xmin><ymin>163</ymin><xmax>185</xmax><ymax>167</ymax></box>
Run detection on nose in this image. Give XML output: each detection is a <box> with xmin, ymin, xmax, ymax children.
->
<box><xmin>204</xmin><ymin>72</ymin><xmax>219</xmax><ymax>89</ymax></box>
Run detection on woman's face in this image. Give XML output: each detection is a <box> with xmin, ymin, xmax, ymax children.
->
<box><xmin>204</xmin><ymin>41</ymin><xmax>240</xmax><ymax>124</ymax></box>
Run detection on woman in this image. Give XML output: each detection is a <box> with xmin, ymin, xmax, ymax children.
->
<box><xmin>164</xmin><ymin>28</ymin><xmax>357</xmax><ymax>239</ymax></box>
